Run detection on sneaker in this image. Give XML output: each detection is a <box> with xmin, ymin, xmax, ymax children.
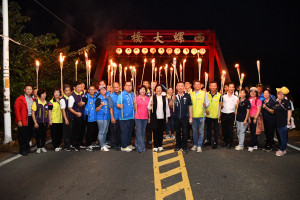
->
<box><xmin>142</xmin><ymin>148</ymin><xmax>147</xmax><ymax>152</ymax></box>
<box><xmin>70</xmin><ymin>145</ymin><xmax>75</xmax><ymax>149</ymax></box>
<box><xmin>253</xmin><ymin>146</ymin><xmax>258</xmax><ymax>150</ymax></box>
<box><xmin>101</xmin><ymin>146</ymin><xmax>109</xmax><ymax>152</ymax></box>
<box><xmin>171</xmin><ymin>134</ymin><xmax>176</xmax><ymax>139</ymax></box>
<box><xmin>158</xmin><ymin>147</ymin><xmax>164</xmax><ymax>151</ymax></box>
<box><xmin>64</xmin><ymin>147</ymin><xmax>72</xmax><ymax>152</ymax></box>
<box><xmin>41</xmin><ymin>147</ymin><xmax>47</xmax><ymax>153</ymax></box>
<box><xmin>55</xmin><ymin>147</ymin><xmax>61</xmax><ymax>152</ymax></box>
<box><xmin>29</xmin><ymin>141</ymin><xmax>32</xmax><ymax>146</ymax></box>
<box><xmin>276</xmin><ymin>150</ymin><xmax>285</xmax><ymax>156</ymax></box>
<box><xmin>264</xmin><ymin>146</ymin><xmax>272</xmax><ymax>152</ymax></box>
<box><xmin>36</xmin><ymin>148</ymin><xmax>41</xmax><ymax>154</ymax></box>
<box><xmin>80</xmin><ymin>145</ymin><xmax>86</xmax><ymax>149</ymax></box>
<box><xmin>128</xmin><ymin>145</ymin><xmax>136</xmax><ymax>150</ymax></box>
<box><xmin>105</xmin><ymin>144</ymin><xmax>111</xmax><ymax>149</ymax></box>
<box><xmin>74</xmin><ymin>148</ymin><xmax>80</xmax><ymax>152</ymax></box>
<box><xmin>197</xmin><ymin>147</ymin><xmax>202</xmax><ymax>153</ymax></box>
<box><xmin>91</xmin><ymin>143</ymin><xmax>100</xmax><ymax>148</ymax></box>
<box><xmin>153</xmin><ymin>148</ymin><xmax>158</xmax><ymax>152</ymax></box>
<box><xmin>235</xmin><ymin>146</ymin><xmax>244</xmax><ymax>151</ymax></box>
<box><xmin>137</xmin><ymin>150</ymin><xmax>142</xmax><ymax>153</ymax></box>
<box><xmin>191</xmin><ymin>145</ymin><xmax>197</xmax><ymax>151</ymax></box>
<box><xmin>248</xmin><ymin>147</ymin><xmax>254</xmax><ymax>152</ymax></box>
<box><xmin>165</xmin><ymin>135</ymin><xmax>170</xmax><ymax>139</ymax></box>
<box><xmin>121</xmin><ymin>147</ymin><xmax>132</xmax><ymax>152</ymax></box>
<box><xmin>86</xmin><ymin>146</ymin><xmax>94</xmax><ymax>152</ymax></box>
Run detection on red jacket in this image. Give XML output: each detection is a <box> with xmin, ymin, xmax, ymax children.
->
<box><xmin>14</xmin><ymin>95</ymin><xmax>34</xmax><ymax>126</ymax></box>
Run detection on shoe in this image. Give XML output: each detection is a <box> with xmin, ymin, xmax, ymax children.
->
<box><xmin>86</xmin><ymin>146</ymin><xmax>94</xmax><ymax>152</ymax></box>
<box><xmin>183</xmin><ymin>149</ymin><xmax>188</xmax><ymax>153</ymax></box>
<box><xmin>253</xmin><ymin>146</ymin><xmax>258</xmax><ymax>150</ymax></box>
<box><xmin>226</xmin><ymin>143</ymin><xmax>232</xmax><ymax>149</ymax></box>
<box><xmin>101</xmin><ymin>146</ymin><xmax>109</xmax><ymax>152</ymax></box>
<box><xmin>121</xmin><ymin>147</ymin><xmax>132</xmax><ymax>152</ymax></box>
<box><xmin>153</xmin><ymin>148</ymin><xmax>158</xmax><ymax>152</ymax></box>
<box><xmin>64</xmin><ymin>147</ymin><xmax>72</xmax><ymax>152</ymax></box>
<box><xmin>197</xmin><ymin>147</ymin><xmax>202</xmax><ymax>153</ymax></box>
<box><xmin>246</xmin><ymin>130</ymin><xmax>250</xmax><ymax>133</ymax></box>
<box><xmin>248</xmin><ymin>147</ymin><xmax>254</xmax><ymax>152</ymax></box>
<box><xmin>74</xmin><ymin>148</ymin><xmax>80</xmax><ymax>152</ymax></box>
<box><xmin>105</xmin><ymin>144</ymin><xmax>111</xmax><ymax>149</ymax></box>
<box><xmin>36</xmin><ymin>148</ymin><xmax>41</xmax><ymax>154</ymax></box>
<box><xmin>158</xmin><ymin>147</ymin><xmax>164</xmax><ymax>151</ymax></box>
<box><xmin>137</xmin><ymin>150</ymin><xmax>142</xmax><ymax>153</ymax></box>
<box><xmin>128</xmin><ymin>145</ymin><xmax>136</xmax><ymax>150</ymax></box>
<box><xmin>235</xmin><ymin>146</ymin><xmax>244</xmax><ymax>151</ymax></box>
<box><xmin>165</xmin><ymin>135</ymin><xmax>170</xmax><ymax>139</ymax></box>
<box><xmin>41</xmin><ymin>147</ymin><xmax>47</xmax><ymax>153</ymax></box>
<box><xmin>212</xmin><ymin>143</ymin><xmax>218</xmax><ymax>149</ymax></box>
<box><xmin>80</xmin><ymin>145</ymin><xmax>86</xmax><ymax>149</ymax></box>
<box><xmin>142</xmin><ymin>148</ymin><xmax>147</xmax><ymax>152</ymax></box>
<box><xmin>276</xmin><ymin>150</ymin><xmax>285</xmax><ymax>156</ymax></box>
<box><xmin>187</xmin><ymin>139</ymin><xmax>191</xmax><ymax>142</ymax></box>
<box><xmin>29</xmin><ymin>141</ymin><xmax>32</xmax><ymax>146</ymax></box>
<box><xmin>171</xmin><ymin>134</ymin><xmax>176</xmax><ymax>139</ymax></box>
<box><xmin>174</xmin><ymin>147</ymin><xmax>182</xmax><ymax>152</ymax></box>
<box><xmin>27</xmin><ymin>149</ymin><xmax>36</xmax><ymax>154</ymax></box>
<box><xmin>264</xmin><ymin>146</ymin><xmax>272</xmax><ymax>152</ymax></box>
<box><xmin>204</xmin><ymin>142</ymin><xmax>211</xmax><ymax>146</ymax></box>
<box><xmin>20</xmin><ymin>151</ymin><xmax>28</xmax><ymax>156</ymax></box>
<box><xmin>147</xmin><ymin>141</ymin><xmax>153</xmax><ymax>145</ymax></box>
<box><xmin>55</xmin><ymin>147</ymin><xmax>61</xmax><ymax>152</ymax></box>
<box><xmin>191</xmin><ymin>145</ymin><xmax>197</xmax><ymax>151</ymax></box>
<box><xmin>70</xmin><ymin>145</ymin><xmax>75</xmax><ymax>149</ymax></box>
<box><xmin>91</xmin><ymin>143</ymin><xmax>100</xmax><ymax>148</ymax></box>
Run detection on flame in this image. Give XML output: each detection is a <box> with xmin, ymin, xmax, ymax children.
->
<box><xmin>125</xmin><ymin>67</ymin><xmax>127</xmax><ymax>70</ymax></box>
<box><xmin>129</xmin><ymin>66</ymin><xmax>132</xmax><ymax>69</ymax></box>
<box><xmin>198</xmin><ymin>58</ymin><xmax>202</xmax><ymax>62</ymax></box>
<box><xmin>84</xmin><ymin>51</ymin><xmax>88</xmax><ymax>58</ymax></box>
<box><xmin>152</xmin><ymin>58</ymin><xmax>155</xmax><ymax>63</ymax></box>
<box><xmin>222</xmin><ymin>70</ymin><xmax>226</xmax><ymax>74</ymax></box>
<box><xmin>173</xmin><ymin>57</ymin><xmax>176</xmax><ymax>61</ymax></box>
<box><xmin>241</xmin><ymin>73</ymin><xmax>245</xmax><ymax>77</ymax></box>
<box><xmin>35</xmin><ymin>60</ymin><xmax>40</xmax><ymax>67</ymax></box>
<box><xmin>144</xmin><ymin>58</ymin><xmax>147</xmax><ymax>62</ymax></box>
<box><xmin>155</xmin><ymin>67</ymin><xmax>157</xmax><ymax>71</ymax></box>
<box><xmin>235</xmin><ymin>64</ymin><xmax>239</xmax><ymax>68</ymax></box>
<box><xmin>88</xmin><ymin>60</ymin><xmax>91</xmax><ymax>69</ymax></box>
<box><xmin>165</xmin><ymin>64</ymin><xmax>168</xmax><ymax>69</ymax></box>
<box><xmin>59</xmin><ymin>53</ymin><xmax>65</xmax><ymax>63</ymax></box>
<box><xmin>205</xmin><ymin>72</ymin><xmax>208</xmax><ymax>77</ymax></box>
<box><xmin>75</xmin><ymin>60</ymin><xmax>78</xmax><ymax>65</ymax></box>
<box><xmin>159</xmin><ymin>66</ymin><xmax>162</xmax><ymax>70</ymax></box>
<box><xmin>183</xmin><ymin>59</ymin><xmax>186</xmax><ymax>63</ymax></box>
<box><xmin>257</xmin><ymin>60</ymin><xmax>260</xmax><ymax>64</ymax></box>
<box><xmin>170</xmin><ymin>67</ymin><xmax>173</xmax><ymax>71</ymax></box>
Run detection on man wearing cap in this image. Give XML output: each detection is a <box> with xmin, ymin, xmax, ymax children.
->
<box><xmin>117</xmin><ymin>81</ymin><xmax>135</xmax><ymax>152</ymax></box>
<box><xmin>220</xmin><ymin>82</ymin><xmax>239</xmax><ymax>149</ymax></box>
<box><xmin>274</xmin><ymin>87</ymin><xmax>292</xmax><ymax>156</ymax></box>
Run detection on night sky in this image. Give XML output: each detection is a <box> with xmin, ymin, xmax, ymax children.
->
<box><xmin>14</xmin><ymin>0</ymin><xmax>300</xmax><ymax>105</ymax></box>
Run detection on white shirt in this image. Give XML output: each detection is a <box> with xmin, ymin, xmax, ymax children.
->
<box><xmin>68</xmin><ymin>96</ymin><xmax>75</xmax><ymax>108</ymax></box>
<box><xmin>148</xmin><ymin>95</ymin><xmax>171</xmax><ymax>119</ymax></box>
<box><xmin>60</xmin><ymin>99</ymin><xmax>66</xmax><ymax>109</ymax></box>
<box><xmin>221</xmin><ymin>93</ymin><xmax>238</xmax><ymax>114</ymax></box>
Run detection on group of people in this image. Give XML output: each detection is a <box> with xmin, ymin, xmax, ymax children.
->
<box><xmin>14</xmin><ymin>78</ymin><xmax>294</xmax><ymax>157</ymax></box>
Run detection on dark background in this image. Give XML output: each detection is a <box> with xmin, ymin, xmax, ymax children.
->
<box><xmin>14</xmin><ymin>0</ymin><xmax>300</xmax><ymax>106</ymax></box>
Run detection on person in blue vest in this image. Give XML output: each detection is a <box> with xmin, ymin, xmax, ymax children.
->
<box><xmin>109</xmin><ymin>82</ymin><xmax>122</xmax><ymax>150</ymax></box>
<box><xmin>117</xmin><ymin>81</ymin><xmax>135</xmax><ymax>152</ymax></box>
<box><xmin>96</xmin><ymin>85</ymin><xmax>112</xmax><ymax>152</ymax></box>
<box><xmin>83</xmin><ymin>85</ymin><xmax>98</xmax><ymax>152</ymax></box>
<box><xmin>68</xmin><ymin>81</ymin><xmax>86</xmax><ymax>151</ymax></box>
<box><xmin>173</xmin><ymin>82</ymin><xmax>193</xmax><ymax>153</ymax></box>
<box><xmin>31</xmin><ymin>88</ymin><xmax>50</xmax><ymax>154</ymax></box>
<box><xmin>60</xmin><ymin>84</ymin><xmax>72</xmax><ymax>151</ymax></box>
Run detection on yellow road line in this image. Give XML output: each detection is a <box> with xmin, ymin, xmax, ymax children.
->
<box><xmin>153</xmin><ymin>150</ymin><xmax>194</xmax><ymax>200</ymax></box>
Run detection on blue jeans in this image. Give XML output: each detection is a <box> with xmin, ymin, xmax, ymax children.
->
<box><xmin>192</xmin><ymin>118</ymin><xmax>204</xmax><ymax>147</ymax></box>
<box><xmin>135</xmin><ymin>119</ymin><xmax>148</xmax><ymax>151</ymax></box>
<box><xmin>236</xmin><ymin>121</ymin><xmax>248</xmax><ymax>147</ymax></box>
<box><xmin>120</xmin><ymin>119</ymin><xmax>135</xmax><ymax>148</ymax></box>
<box><xmin>97</xmin><ymin>120</ymin><xmax>109</xmax><ymax>147</ymax></box>
<box><xmin>277</xmin><ymin>126</ymin><xmax>289</xmax><ymax>151</ymax></box>
<box><xmin>166</xmin><ymin>116</ymin><xmax>174</xmax><ymax>135</ymax></box>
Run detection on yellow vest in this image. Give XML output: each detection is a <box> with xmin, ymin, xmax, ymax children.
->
<box><xmin>50</xmin><ymin>99</ymin><xmax>63</xmax><ymax>123</ymax></box>
<box><xmin>190</xmin><ymin>91</ymin><xmax>205</xmax><ymax>118</ymax></box>
<box><xmin>207</xmin><ymin>92</ymin><xmax>221</xmax><ymax>119</ymax></box>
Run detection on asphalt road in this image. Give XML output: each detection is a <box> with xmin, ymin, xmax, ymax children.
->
<box><xmin>1</xmin><ymin>133</ymin><xmax>300</xmax><ymax>200</ymax></box>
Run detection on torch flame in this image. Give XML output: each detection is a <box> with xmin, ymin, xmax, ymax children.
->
<box><xmin>152</xmin><ymin>58</ymin><xmax>155</xmax><ymax>63</ymax></box>
<box><xmin>59</xmin><ymin>53</ymin><xmax>65</xmax><ymax>63</ymax></box>
<box><xmin>159</xmin><ymin>66</ymin><xmax>162</xmax><ymax>70</ymax></box>
<box><xmin>222</xmin><ymin>70</ymin><xmax>226</xmax><ymax>75</ymax></box>
<box><xmin>75</xmin><ymin>60</ymin><xmax>78</xmax><ymax>65</ymax></box>
<box><xmin>155</xmin><ymin>67</ymin><xmax>157</xmax><ymax>71</ymax></box>
<box><xmin>144</xmin><ymin>58</ymin><xmax>147</xmax><ymax>62</ymax></box>
<box><xmin>235</xmin><ymin>64</ymin><xmax>239</xmax><ymax>68</ymax></box>
<box><xmin>88</xmin><ymin>60</ymin><xmax>91</xmax><ymax>69</ymax></box>
<box><xmin>170</xmin><ymin>67</ymin><xmax>173</xmax><ymax>71</ymax></box>
<box><xmin>241</xmin><ymin>73</ymin><xmax>245</xmax><ymax>77</ymax></box>
<box><xmin>205</xmin><ymin>72</ymin><xmax>208</xmax><ymax>77</ymax></box>
<box><xmin>35</xmin><ymin>60</ymin><xmax>40</xmax><ymax>67</ymax></box>
<box><xmin>125</xmin><ymin>67</ymin><xmax>127</xmax><ymax>70</ymax></box>
<box><xmin>165</xmin><ymin>64</ymin><xmax>168</xmax><ymax>69</ymax></box>
<box><xmin>173</xmin><ymin>57</ymin><xmax>176</xmax><ymax>61</ymax></box>
<box><xmin>198</xmin><ymin>58</ymin><xmax>202</xmax><ymax>62</ymax></box>
<box><xmin>183</xmin><ymin>59</ymin><xmax>186</xmax><ymax>63</ymax></box>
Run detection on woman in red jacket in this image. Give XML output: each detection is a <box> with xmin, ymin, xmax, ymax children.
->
<box><xmin>14</xmin><ymin>85</ymin><xmax>34</xmax><ymax>156</ymax></box>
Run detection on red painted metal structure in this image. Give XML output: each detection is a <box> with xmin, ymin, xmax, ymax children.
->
<box><xmin>94</xmin><ymin>30</ymin><xmax>230</xmax><ymax>83</ymax></box>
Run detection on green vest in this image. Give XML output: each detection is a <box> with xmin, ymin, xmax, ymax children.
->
<box><xmin>207</xmin><ymin>92</ymin><xmax>221</xmax><ymax>119</ymax></box>
<box><xmin>190</xmin><ymin>91</ymin><xmax>205</xmax><ymax>118</ymax></box>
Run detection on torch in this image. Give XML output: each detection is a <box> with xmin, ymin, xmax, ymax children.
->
<box><xmin>113</xmin><ymin>62</ymin><xmax>117</xmax><ymax>83</ymax></box>
<box><xmin>257</xmin><ymin>60</ymin><xmax>261</xmax><ymax>84</ymax></box>
<box><xmin>180</xmin><ymin>64</ymin><xmax>183</xmax><ymax>81</ymax></box>
<box><xmin>164</xmin><ymin>64</ymin><xmax>168</xmax><ymax>89</ymax></box>
<box><xmin>84</xmin><ymin>51</ymin><xmax>89</xmax><ymax>87</ymax></box>
<box><xmin>159</xmin><ymin>66</ymin><xmax>162</xmax><ymax>84</ymax></box>
<box><xmin>173</xmin><ymin>58</ymin><xmax>177</xmax><ymax>112</ymax></box>
<box><xmin>59</xmin><ymin>53</ymin><xmax>65</xmax><ymax>93</ymax></box>
<box><xmin>75</xmin><ymin>60</ymin><xmax>78</xmax><ymax>81</ymax></box>
<box><xmin>141</xmin><ymin>58</ymin><xmax>147</xmax><ymax>85</ymax></box>
<box><xmin>88</xmin><ymin>60</ymin><xmax>91</xmax><ymax>86</ymax></box>
<box><xmin>155</xmin><ymin>67</ymin><xmax>157</xmax><ymax>82</ymax></box>
<box><xmin>218</xmin><ymin>70</ymin><xmax>226</xmax><ymax>123</ymax></box>
<box><xmin>151</xmin><ymin>58</ymin><xmax>155</xmax><ymax>112</ymax></box>
<box><xmin>183</xmin><ymin>59</ymin><xmax>186</xmax><ymax>82</ymax></box>
<box><xmin>119</xmin><ymin>64</ymin><xmax>123</xmax><ymax>119</ymax></box>
<box><xmin>203</xmin><ymin>72</ymin><xmax>208</xmax><ymax>126</ymax></box>
<box><xmin>198</xmin><ymin>58</ymin><xmax>202</xmax><ymax>81</ymax></box>
<box><xmin>170</xmin><ymin>67</ymin><xmax>173</xmax><ymax>87</ymax></box>
<box><xmin>234</xmin><ymin>73</ymin><xmax>245</xmax><ymax>126</ymax></box>
<box><xmin>108</xmin><ymin>65</ymin><xmax>111</xmax><ymax>85</ymax></box>
<box><xmin>35</xmin><ymin>60</ymin><xmax>40</xmax><ymax>89</ymax></box>
<box><xmin>124</xmin><ymin>67</ymin><xmax>127</xmax><ymax>82</ymax></box>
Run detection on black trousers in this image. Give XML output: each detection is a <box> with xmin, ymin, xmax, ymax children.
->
<box><xmin>50</xmin><ymin>123</ymin><xmax>63</xmax><ymax>148</ymax></box>
<box><xmin>153</xmin><ymin>119</ymin><xmax>165</xmax><ymax>148</ymax></box>
<box><xmin>206</xmin><ymin>118</ymin><xmax>220</xmax><ymax>144</ymax></box>
<box><xmin>36</xmin><ymin>123</ymin><xmax>48</xmax><ymax>148</ymax></box>
<box><xmin>146</xmin><ymin>121</ymin><xmax>153</xmax><ymax>143</ymax></box>
<box><xmin>80</xmin><ymin>117</ymin><xmax>87</xmax><ymax>146</ymax></box>
<box><xmin>174</xmin><ymin>118</ymin><xmax>189</xmax><ymax>150</ymax></box>
<box><xmin>28</xmin><ymin>116</ymin><xmax>35</xmax><ymax>142</ymax></box>
<box><xmin>17</xmin><ymin>126</ymin><xmax>30</xmax><ymax>153</ymax></box>
<box><xmin>264</xmin><ymin>119</ymin><xmax>275</xmax><ymax>147</ymax></box>
<box><xmin>63</xmin><ymin>120</ymin><xmax>71</xmax><ymax>148</ymax></box>
<box><xmin>110</xmin><ymin>120</ymin><xmax>121</xmax><ymax>148</ymax></box>
<box><xmin>86</xmin><ymin>121</ymin><xmax>98</xmax><ymax>147</ymax></box>
<box><xmin>71</xmin><ymin>117</ymin><xmax>84</xmax><ymax>148</ymax></box>
<box><xmin>221</xmin><ymin>113</ymin><xmax>235</xmax><ymax>144</ymax></box>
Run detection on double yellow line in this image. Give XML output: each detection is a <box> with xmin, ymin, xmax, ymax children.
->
<box><xmin>153</xmin><ymin>150</ymin><xmax>194</xmax><ymax>200</ymax></box>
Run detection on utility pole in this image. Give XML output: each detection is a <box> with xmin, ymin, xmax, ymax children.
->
<box><xmin>2</xmin><ymin>0</ymin><xmax>12</xmax><ymax>144</ymax></box>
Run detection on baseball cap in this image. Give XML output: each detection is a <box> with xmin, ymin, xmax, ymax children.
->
<box><xmin>276</xmin><ymin>86</ymin><xmax>289</xmax><ymax>94</ymax></box>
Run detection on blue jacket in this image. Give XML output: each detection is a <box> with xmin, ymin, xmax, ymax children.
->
<box><xmin>117</xmin><ymin>91</ymin><xmax>134</xmax><ymax>120</ymax></box>
<box><xmin>83</xmin><ymin>93</ymin><xmax>97</xmax><ymax>122</ymax></box>
<box><xmin>96</xmin><ymin>94</ymin><xmax>111</xmax><ymax>120</ymax></box>
<box><xmin>110</xmin><ymin>92</ymin><xmax>121</xmax><ymax>120</ymax></box>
